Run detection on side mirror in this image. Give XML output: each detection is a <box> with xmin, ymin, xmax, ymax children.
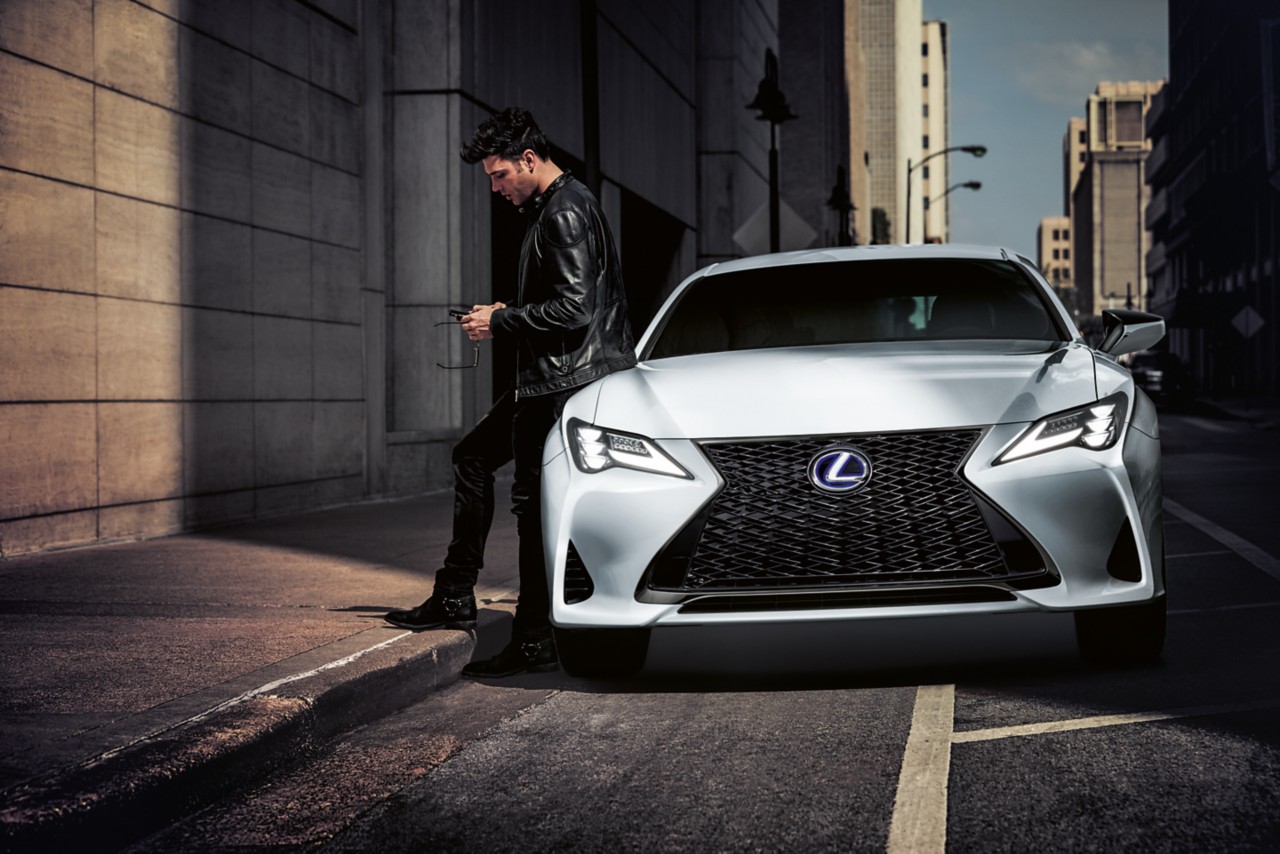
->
<box><xmin>1099</xmin><ymin>309</ymin><xmax>1165</xmax><ymax>357</ymax></box>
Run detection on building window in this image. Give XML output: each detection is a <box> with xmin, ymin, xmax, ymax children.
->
<box><xmin>1053</xmin><ymin>268</ymin><xmax>1061</xmax><ymax>282</ymax></box>
<box><xmin>922</xmin><ymin>73</ymin><xmax>929</xmax><ymax>87</ymax></box>
<box><xmin>1063</xmin><ymin>229</ymin><xmax>1069</xmax><ymax>239</ymax></box>
<box><xmin>923</xmin><ymin>104</ymin><xmax>929</xmax><ymax>117</ymax></box>
<box><xmin>1052</xmin><ymin>228</ymin><xmax>1060</xmax><ymax>240</ymax></box>
<box><xmin>1063</xmin><ymin>249</ymin><xmax>1070</xmax><ymax>260</ymax></box>
<box><xmin>1053</xmin><ymin>249</ymin><xmax>1060</xmax><ymax>260</ymax></box>
<box><xmin>922</xmin><ymin>166</ymin><xmax>930</xmax><ymax>179</ymax></box>
<box><xmin>1079</xmin><ymin>130</ymin><xmax>1086</xmax><ymax>144</ymax></box>
<box><xmin>922</xmin><ymin>42</ymin><xmax>929</xmax><ymax>56</ymax></box>
<box><xmin>1078</xmin><ymin>152</ymin><xmax>1086</xmax><ymax>162</ymax></box>
<box><xmin>922</xmin><ymin>135</ymin><xmax>929</xmax><ymax>149</ymax></box>
<box><xmin>923</xmin><ymin>197</ymin><xmax>931</xmax><ymax>210</ymax></box>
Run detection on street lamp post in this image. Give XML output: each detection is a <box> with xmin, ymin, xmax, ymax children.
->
<box><xmin>905</xmin><ymin>145</ymin><xmax>987</xmax><ymax>244</ymax></box>
<box><xmin>923</xmin><ymin>181</ymin><xmax>981</xmax><ymax>242</ymax></box>
<box><xmin>746</xmin><ymin>48</ymin><xmax>797</xmax><ymax>253</ymax></box>
<box><xmin>826</xmin><ymin>164</ymin><xmax>855</xmax><ymax>246</ymax></box>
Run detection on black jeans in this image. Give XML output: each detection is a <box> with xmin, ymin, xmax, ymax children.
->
<box><xmin>434</xmin><ymin>387</ymin><xmax>570</xmax><ymax>637</ymax></box>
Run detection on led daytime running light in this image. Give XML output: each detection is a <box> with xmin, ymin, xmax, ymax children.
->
<box><xmin>569</xmin><ymin>419</ymin><xmax>691</xmax><ymax>479</ymax></box>
<box><xmin>998</xmin><ymin>394</ymin><xmax>1126</xmax><ymax>463</ymax></box>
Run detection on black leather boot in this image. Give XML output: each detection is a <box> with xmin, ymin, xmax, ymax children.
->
<box><xmin>462</xmin><ymin>635</ymin><xmax>559</xmax><ymax>678</ymax></box>
<box><xmin>384</xmin><ymin>593</ymin><xmax>477</xmax><ymax>631</ymax></box>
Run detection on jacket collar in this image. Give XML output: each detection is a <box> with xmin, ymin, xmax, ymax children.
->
<box><xmin>520</xmin><ymin>170</ymin><xmax>573</xmax><ymax>216</ymax></box>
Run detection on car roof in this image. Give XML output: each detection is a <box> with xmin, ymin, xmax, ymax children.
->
<box><xmin>700</xmin><ymin>243</ymin><xmax>1018</xmax><ymax>277</ymax></box>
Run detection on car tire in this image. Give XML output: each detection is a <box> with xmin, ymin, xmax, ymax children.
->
<box><xmin>1074</xmin><ymin>595</ymin><xmax>1166</xmax><ymax>665</ymax></box>
<box><xmin>554</xmin><ymin>628</ymin><xmax>651</xmax><ymax>678</ymax></box>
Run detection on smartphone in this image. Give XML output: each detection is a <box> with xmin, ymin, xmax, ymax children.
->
<box><xmin>448</xmin><ymin>308</ymin><xmax>470</xmax><ymax>319</ymax></box>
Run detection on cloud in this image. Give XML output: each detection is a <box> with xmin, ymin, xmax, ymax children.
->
<box><xmin>1013</xmin><ymin>40</ymin><xmax>1166</xmax><ymax>108</ymax></box>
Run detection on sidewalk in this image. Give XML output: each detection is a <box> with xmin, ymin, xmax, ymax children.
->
<box><xmin>0</xmin><ymin>480</ymin><xmax>520</xmax><ymax>851</ymax></box>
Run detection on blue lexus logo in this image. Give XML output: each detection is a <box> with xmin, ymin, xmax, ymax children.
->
<box><xmin>808</xmin><ymin>447</ymin><xmax>873</xmax><ymax>494</ymax></box>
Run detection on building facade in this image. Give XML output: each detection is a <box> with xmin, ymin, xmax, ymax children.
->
<box><xmin>919</xmin><ymin>19</ymin><xmax>949</xmax><ymax>243</ymax></box>
<box><xmin>1037</xmin><ymin>215</ymin><xmax>1073</xmax><ymax>307</ymax></box>
<box><xmin>1146</xmin><ymin>0</ymin><xmax>1280</xmax><ymax>398</ymax></box>
<box><xmin>860</xmin><ymin>0</ymin><xmax>922</xmax><ymax>244</ymax></box>
<box><xmin>0</xmin><ymin>0</ymin><xmax>853</xmax><ymax>556</ymax></box>
<box><xmin>1071</xmin><ymin>80</ymin><xmax>1163</xmax><ymax>318</ymax></box>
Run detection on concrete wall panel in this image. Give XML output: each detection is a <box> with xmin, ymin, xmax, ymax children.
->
<box><xmin>99</xmin><ymin>498</ymin><xmax>184</xmax><ymax>542</ymax></box>
<box><xmin>94</xmin><ymin>0</ymin><xmax>179</xmax><ymax>109</ymax></box>
<box><xmin>312</xmin><ymin>163</ymin><xmax>361</xmax><ymax>248</ymax></box>
<box><xmin>310</xmin><ymin>17</ymin><xmax>360</xmax><ymax>102</ymax></box>
<box><xmin>255</xmin><ymin>401</ymin><xmax>315</xmax><ymax>486</ymax></box>
<box><xmin>0</xmin><ymin>288</ymin><xmax>96</xmax><ymax>402</ymax></box>
<box><xmin>391</xmin><ymin>98</ymin><xmax>450</xmax><ymax>306</ymax></box>
<box><xmin>184</xmin><ymin>401</ymin><xmax>254</xmax><ymax>495</ymax></box>
<box><xmin>181</xmin><ymin>213</ymin><xmax>254</xmax><ymax>311</ymax></box>
<box><xmin>181</xmin><ymin>119</ymin><xmax>253</xmax><ymax>221</ymax></box>
<box><xmin>252</xmin><ymin>60</ymin><xmax>310</xmax><ymax>155</ymax></box>
<box><xmin>311</xmin><ymin>88</ymin><xmax>361</xmax><ymax>172</ymax></box>
<box><xmin>179</xmin><ymin>27</ymin><xmax>252</xmax><ymax>135</ymax></box>
<box><xmin>96</xmin><ymin>193</ymin><xmax>181</xmax><ymax>303</ymax></box>
<box><xmin>253</xmin><ymin>316</ymin><xmax>313</xmax><ymax>400</ymax></box>
<box><xmin>252</xmin><ymin>144</ymin><xmax>312</xmax><ymax>236</ymax></box>
<box><xmin>180</xmin><ymin>0</ymin><xmax>255</xmax><ymax>53</ymax></box>
<box><xmin>253</xmin><ymin>230</ymin><xmax>312</xmax><ymax>318</ymax></box>
<box><xmin>0</xmin><ymin>52</ymin><xmax>94</xmax><ymax>184</ymax></box>
<box><xmin>0</xmin><ymin>510</ymin><xmax>98</xmax><ymax>558</ymax></box>
<box><xmin>95</xmin><ymin>88</ymin><xmax>181</xmax><ymax>207</ymax></box>
<box><xmin>0</xmin><ymin>404</ymin><xmax>96</xmax><ymax>518</ymax></box>
<box><xmin>393</xmin><ymin>0</ymin><xmax>454</xmax><ymax>90</ymax></box>
<box><xmin>98</xmin><ymin>299</ymin><xmax>182</xmax><ymax>400</ymax></box>
<box><xmin>0</xmin><ymin>171</ymin><xmax>95</xmax><ymax>293</ymax></box>
<box><xmin>313</xmin><ymin>323</ymin><xmax>364</xmax><ymax>400</ymax></box>
<box><xmin>0</xmin><ymin>0</ymin><xmax>93</xmax><ymax>78</ymax></box>
<box><xmin>252</xmin><ymin>0</ymin><xmax>311</xmax><ymax>80</ymax></box>
<box><xmin>182</xmin><ymin>307</ymin><xmax>254</xmax><ymax>400</ymax></box>
<box><xmin>98</xmin><ymin>403</ymin><xmax>183</xmax><ymax>504</ymax></box>
<box><xmin>315</xmin><ymin>400</ymin><xmax>364</xmax><ymax>478</ymax></box>
<box><xmin>312</xmin><ymin>244</ymin><xmax>362</xmax><ymax>324</ymax></box>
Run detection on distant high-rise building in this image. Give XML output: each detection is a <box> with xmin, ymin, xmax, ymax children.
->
<box><xmin>845</xmin><ymin>1</ymin><xmax>869</xmax><ymax>244</ymax></box>
<box><xmin>861</xmin><ymin>0</ymin><xmax>923</xmax><ymax>243</ymax></box>
<box><xmin>1072</xmin><ymin>81</ymin><xmax>1164</xmax><ymax>318</ymax></box>
<box><xmin>920</xmin><ymin>19</ymin><xmax>950</xmax><ymax>243</ymax></box>
<box><xmin>1037</xmin><ymin>215</ymin><xmax>1073</xmax><ymax>308</ymax></box>
<box><xmin>1063</xmin><ymin>116</ymin><xmax>1087</xmax><ymax>218</ymax></box>
<box><xmin>1146</xmin><ymin>0</ymin><xmax>1280</xmax><ymax>398</ymax></box>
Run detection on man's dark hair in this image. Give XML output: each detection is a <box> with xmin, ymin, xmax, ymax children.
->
<box><xmin>460</xmin><ymin>107</ymin><xmax>552</xmax><ymax>164</ymax></box>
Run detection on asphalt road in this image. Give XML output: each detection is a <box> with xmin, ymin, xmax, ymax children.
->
<box><xmin>130</xmin><ymin>407</ymin><xmax>1280</xmax><ymax>852</ymax></box>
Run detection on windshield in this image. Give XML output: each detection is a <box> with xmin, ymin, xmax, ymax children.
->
<box><xmin>645</xmin><ymin>258</ymin><xmax>1065</xmax><ymax>360</ymax></box>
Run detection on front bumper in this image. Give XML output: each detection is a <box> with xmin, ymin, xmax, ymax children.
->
<box><xmin>542</xmin><ymin>419</ymin><xmax>1163</xmax><ymax>629</ymax></box>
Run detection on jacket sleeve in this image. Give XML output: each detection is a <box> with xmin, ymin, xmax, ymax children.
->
<box><xmin>490</xmin><ymin>207</ymin><xmax>595</xmax><ymax>336</ymax></box>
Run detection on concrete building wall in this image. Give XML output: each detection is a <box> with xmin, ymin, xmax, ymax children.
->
<box><xmin>0</xmin><ymin>0</ymin><xmax>367</xmax><ymax>555</ymax></box>
<box><xmin>860</xmin><ymin>0</ymin><xmax>921</xmax><ymax>244</ymax></box>
<box><xmin>920</xmin><ymin>19</ymin><xmax>948</xmax><ymax>242</ymax></box>
<box><xmin>844</xmin><ymin>0</ymin><xmax>869</xmax><ymax>245</ymax></box>
<box><xmin>2</xmin><ymin>0</ymin><xmax>791</xmax><ymax>556</ymax></box>
<box><xmin>1070</xmin><ymin>81</ymin><xmax>1161</xmax><ymax>318</ymax></box>
<box><xmin>1037</xmin><ymin>214</ymin><xmax>1073</xmax><ymax>308</ymax></box>
<box><xmin>780</xmin><ymin>0</ymin><xmax>851</xmax><ymax>249</ymax></box>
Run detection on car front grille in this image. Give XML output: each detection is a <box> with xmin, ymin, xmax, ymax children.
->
<box><xmin>647</xmin><ymin>430</ymin><xmax>1022</xmax><ymax>592</ymax></box>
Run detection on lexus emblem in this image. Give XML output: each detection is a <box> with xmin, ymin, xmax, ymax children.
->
<box><xmin>808</xmin><ymin>447</ymin><xmax>873</xmax><ymax>494</ymax></box>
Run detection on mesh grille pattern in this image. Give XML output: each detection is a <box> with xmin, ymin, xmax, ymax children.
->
<box><xmin>680</xmin><ymin>431</ymin><xmax>1006</xmax><ymax>590</ymax></box>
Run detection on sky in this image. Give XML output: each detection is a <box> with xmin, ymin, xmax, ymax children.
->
<box><xmin>920</xmin><ymin>0</ymin><xmax>1169</xmax><ymax>258</ymax></box>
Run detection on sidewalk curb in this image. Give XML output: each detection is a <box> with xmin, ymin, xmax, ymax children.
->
<box><xmin>0</xmin><ymin>628</ymin><xmax>475</xmax><ymax>851</ymax></box>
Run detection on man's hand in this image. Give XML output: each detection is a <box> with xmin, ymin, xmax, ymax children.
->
<box><xmin>461</xmin><ymin>302</ymin><xmax>506</xmax><ymax>341</ymax></box>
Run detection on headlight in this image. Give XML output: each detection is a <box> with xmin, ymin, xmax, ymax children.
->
<box><xmin>996</xmin><ymin>392</ymin><xmax>1128</xmax><ymax>463</ymax></box>
<box><xmin>567</xmin><ymin>418</ymin><xmax>692</xmax><ymax>478</ymax></box>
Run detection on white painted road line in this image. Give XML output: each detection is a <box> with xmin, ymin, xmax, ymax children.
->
<box><xmin>888</xmin><ymin>684</ymin><xmax>955</xmax><ymax>854</ymax></box>
<box><xmin>1165</xmin><ymin>498</ymin><xmax>1280</xmax><ymax>583</ymax></box>
<box><xmin>953</xmin><ymin>697</ymin><xmax>1280</xmax><ymax>744</ymax></box>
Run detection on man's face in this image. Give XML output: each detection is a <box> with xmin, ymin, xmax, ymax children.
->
<box><xmin>483</xmin><ymin>153</ymin><xmax>538</xmax><ymax>206</ymax></box>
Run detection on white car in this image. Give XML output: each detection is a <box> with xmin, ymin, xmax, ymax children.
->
<box><xmin>541</xmin><ymin>244</ymin><xmax>1166</xmax><ymax>676</ymax></box>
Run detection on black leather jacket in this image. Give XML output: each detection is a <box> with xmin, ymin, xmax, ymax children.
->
<box><xmin>490</xmin><ymin>173</ymin><xmax>637</xmax><ymax>397</ymax></box>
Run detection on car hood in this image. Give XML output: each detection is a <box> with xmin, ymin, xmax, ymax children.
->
<box><xmin>591</xmin><ymin>342</ymin><xmax>1100</xmax><ymax>439</ymax></box>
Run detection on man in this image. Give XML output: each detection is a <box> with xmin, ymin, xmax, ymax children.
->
<box><xmin>385</xmin><ymin>108</ymin><xmax>637</xmax><ymax>677</ymax></box>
